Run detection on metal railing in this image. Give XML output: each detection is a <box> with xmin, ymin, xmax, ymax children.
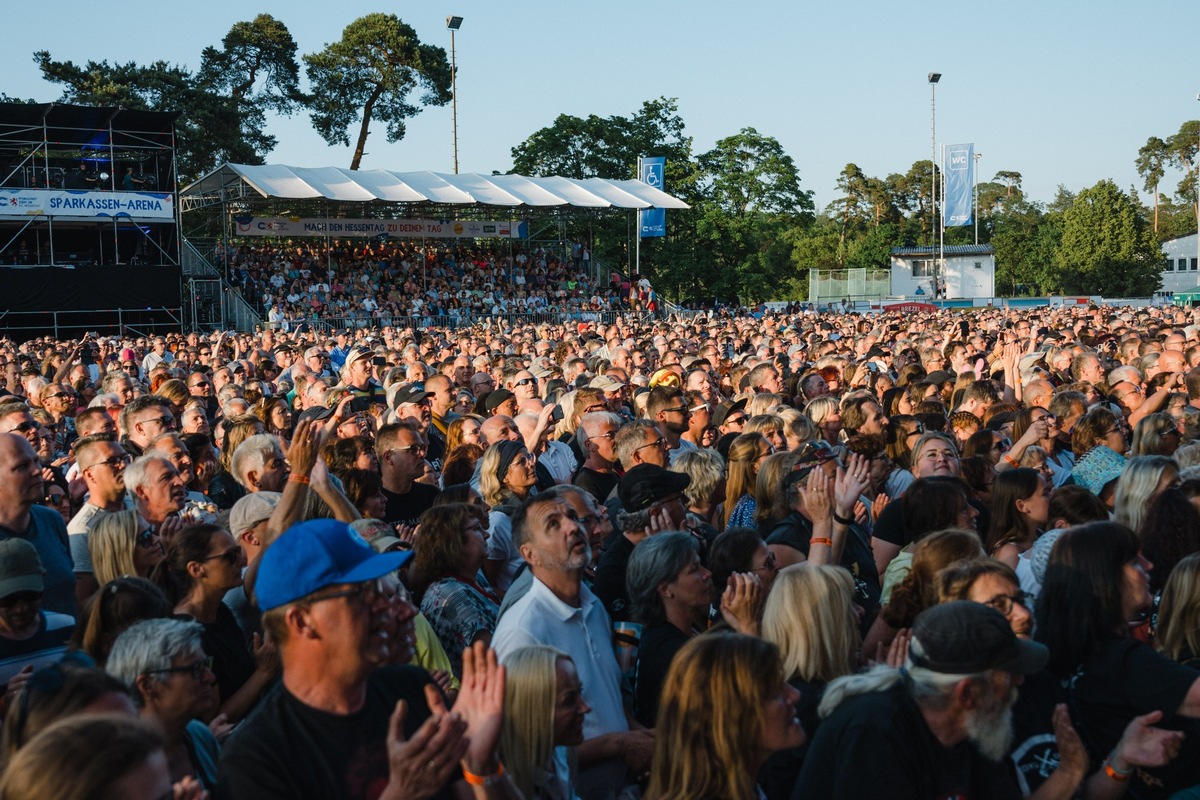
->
<box><xmin>273</xmin><ymin>310</ymin><xmax>623</xmax><ymax>333</ymax></box>
<box><xmin>0</xmin><ymin>307</ymin><xmax>184</xmax><ymax>340</ymax></box>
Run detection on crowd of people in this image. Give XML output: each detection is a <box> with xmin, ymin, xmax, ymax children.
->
<box><xmin>223</xmin><ymin>239</ymin><xmax>662</xmax><ymax>329</ymax></box>
<box><xmin>0</xmin><ymin>300</ymin><xmax>1197</xmax><ymax>798</ymax></box>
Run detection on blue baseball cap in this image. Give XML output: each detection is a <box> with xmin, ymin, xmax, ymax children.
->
<box><xmin>255</xmin><ymin>519</ymin><xmax>413</xmax><ymax>611</ymax></box>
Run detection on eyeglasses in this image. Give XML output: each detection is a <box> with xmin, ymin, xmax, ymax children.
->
<box><xmin>984</xmin><ymin>591</ymin><xmax>1031</xmax><ymax>617</ymax></box>
<box><xmin>750</xmin><ymin>553</ymin><xmax>778</xmax><ymax>574</ymax></box>
<box><xmin>724</xmin><ymin>414</ymin><xmax>747</xmax><ymax>426</ymax></box>
<box><xmin>0</xmin><ymin>590</ymin><xmax>42</xmax><ymax>608</ymax></box>
<box><xmin>391</xmin><ymin>444</ymin><xmax>428</xmax><ymax>456</ymax></box>
<box><xmin>583</xmin><ymin>403</ymin><xmax>607</xmax><ymax>413</ymax></box>
<box><xmin>139</xmin><ymin>415</ymin><xmax>175</xmax><ymax>429</ymax></box>
<box><xmin>1116</xmin><ymin>388</ymin><xmax>1142</xmax><ymax>402</ymax></box>
<box><xmin>636</xmin><ymin>436</ymin><xmax>668</xmax><ymax>452</ymax></box>
<box><xmin>12</xmin><ymin>421</ymin><xmax>39</xmax><ymax>434</ymax></box>
<box><xmin>593</xmin><ymin>430</ymin><xmax>618</xmax><ymax>441</ymax></box>
<box><xmin>136</xmin><ymin>528</ymin><xmax>160</xmax><ymax>549</ymax></box>
<box><xmin>198</xmin><ymin>351</ymin><xmax>211</xmax><ymax>356</ymax></box>
<box><xmin>144</xmin><ymin>656</ymin><xmax>214</xmax><ymax>682</ymax></box>
<box><xmin>689</xmin><ymin>403</ymin><xmax>711</xmax><ymax>414</ymax></box>
<box><xmin>199</xmin><ymin>546</ymin><xmax>242</xmax><ymax>566</ymax></box>
<box><xmin>514</xmin><ymin>377</ymin><xmax>538</xmax><ymax>387</ymax></box>
<box><xmin>43</xmin><ymin>494</ymin><xmax>68</xmax><ymax>506</ymax></box>
<box><xmin>992</xmin><ymin>439</ymin><xmax>1012</xmax><ymax>451</ymax></box>
<box><xmin>44</xmin><ymin>392</ymin><xmax>73</xmax><ymax>402</ymax></box>
<box><xmin>306</xmin><ymin>580</ymin><xmax>382</xmax><ymax>607</ymax></box>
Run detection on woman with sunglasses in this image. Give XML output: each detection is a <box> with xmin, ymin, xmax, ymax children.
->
<box><xmin>0</xmin><ymin>540</ymin><xmax>76</xmax><ymax>666</ymax></box>
<box><xmin>107</xmin><ymin>618</ymin><xmax>221</xmax><ymax>791</ymax></box>
<box><xmin>88</xmin><ymin>509</ymin><xmax>165</xmax><ymax>586</ymax></box>
<box><xmin>152</xmin><ymin>524</ymin><xmax>275</xmax><ymax>724</ymax></box>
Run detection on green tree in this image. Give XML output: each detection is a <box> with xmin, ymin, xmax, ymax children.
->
<box><xmin>506</xmin><ymin>98</ymin><xmax>701</xmax><ymax>295</ymax></box>
<box><xmin>694</xmin><ymin>128</ymin><xmax>814</xmax><ymax>301</ymax></box>
<box><xmin>994</xmin><ymin>171</ymin><xmax>1024</xmax><ymax>198</ymax></box>
<box><xmin>304</xmin><ymin>14</ymin><xmax>451</xmax><ymax>170</ymax></box>
<box><xmin>1136</xmin><ymin>136</ymin><xmax>1169</xmax><ymax>234</ymax></box>
<box><xmin>991</xmin><ymin>198</ymin><xmax>1060</xmax><ymax>295</ymax></box>
<box><xmin>198</xmin><ymin>14</ymin><xmax>305</xmax><ymax>157</ymax></box>
<box><xmin>829</xmin><ymin>163</ymin><xmax>870</xmax><ymax>260</ymax></box>
<box><xmin>1054</xmin><ymin>180</ymin><xmax>1161</xmax><ymax>296</ymax></box>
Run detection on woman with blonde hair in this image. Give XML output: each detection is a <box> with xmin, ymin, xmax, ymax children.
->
<box><xmin>1156</xmin><ymin>552</ymin><xmax>1200</xmax><ymax>667</ymax></box>
<box><xmin>479</xmin><ymin>441</ymin><xmax>538</xmax><ymax>592</ymax></box>
<box><xmin>499</xmin><ymin>646</ymin><xmax>590</xmax><ymax>800</ymax></box>
<box><xmin>723</xmin><ymin>433</ymin><xmax>772</xmax><ymax>530</ymax></box>
<box><xmin>644</xmin><ymin>632</ymin><xmax>804</xmax><ymax>800</ymax></box>
<box><xmin>1131</xmin><ymin>412</ymin><xmax>1182</xmax><ymax>457</ymax></box>
<box><xmin>753</xmin><ymin>449</ymin><xmax>804</xmax><ymax>531</ymax></box>
<box><xmin>670</xmin><ymin>448</ymin><xmax>726</xmax><ymax>535</ymax></box>
<box><xmin>804</xmin><ymin>395</ymin><xmax>841</xmax><ymax>443</ymax></box>
<box><xmin>775</xmin><ymin>407</ymin><xmax>818</xmax><ymax>452</ymax></box>
<box><xmin>1113</xmin><ymin>455</ymin><xmax>1179</xmax><ymax>533</ymax></box>
<box><xmin>759</xmin><ymin>564</ymin><xmax>860</xmax><ymax>799</ymax></box>
<box><xmin>88</xmin><ymin>509</ymin><xmax>165</xmax><ymax>587</ymax></box>
<box><xmin>744</xmin><ymin>414</ymin><xmax>787</xmax><ymax>453</ymax></box>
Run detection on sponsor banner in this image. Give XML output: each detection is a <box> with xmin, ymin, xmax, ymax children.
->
<box><xmin>886</xmin><ymin>301</ymin><xmax>939</xmax><ymax>313</ymax></box>
<box><xmin>234</xmin><ymin>217</ymin><xmax>527</xmax><ymax>239</ymax></box>
<box><xmin>0</xmin><ymin>189</ymin><xmax>174</xmax><ymax>220</ymax></box>
<box><xmin>639</xmin><ymin>156</ymin><xmax>666</xmax><ymax>238</ymax></box>
<box><xmin>942</xmin><ymin>143</ymin><xmax>974</xmax><ymax>227</ymax></box>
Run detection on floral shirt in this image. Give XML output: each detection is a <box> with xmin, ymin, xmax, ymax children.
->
<box><xmin>420</xmin><ymin>575</ymin><xmax>500</xmax><ymax>676</ymax></box>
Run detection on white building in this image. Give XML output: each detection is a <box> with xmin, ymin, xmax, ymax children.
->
<box><xmin>1161</xmin><ymin>233</ymin><xmax>1200</xmax><ymax>293</ymax></box>
<box><xmin>889</xmin><ymin>245</ymin><xmax>995</xmax><ymax>299</ymax></box>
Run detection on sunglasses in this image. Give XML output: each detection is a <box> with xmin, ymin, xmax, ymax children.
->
<box><xmin>200</xmin><ymin>546</ymin><xmax>242</xmax><ymax>566</ymax></box>
<box><xmin>515</xmin><ymin>377</ymin><xmax>538</xmax><ymax>387</ymax></box>
<box><xmin>136</xmin><ymin>529</ymin><xmax>160</xmax><ymax>549</ymax></box>
<box><xmin>0</xmin><ymin>591</ymin><xmax>42</xmax><ymax>608</ymax></box>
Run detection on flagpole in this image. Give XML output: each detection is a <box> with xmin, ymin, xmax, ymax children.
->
<box><xmin>635</xmin><ymin>157</ymin><xmax>642</xmax><ymax>283</ymax></box>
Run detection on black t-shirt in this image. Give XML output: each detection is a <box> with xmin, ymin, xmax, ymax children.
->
<box><xmin>871</xmin><ymin>496</ymin><xmax>990</xmax><ymax>550</ymax></box>
<box><xmin>573</xmin><ymin>467</ymin><xmax>619</xmax><ymax>506</ymax></box>
<box><xmin>592</xmin><ymin>534</ymin><xmax>637</xmax><ymax>622</ymax></box>
<box><xmin>187</xmin><ymin>604</ymin><xmax>258</xmax><ymax>712</ymax></box>
<box><xmin>382</xmin><ymin>483</ymin><xmax>439</xmax><ymax>528</ymax></box>
<box><xmin>1067</xmin><ymin>637</ymin><xmax>1200</xmax><ymax>798</ymax></box>
<box><xmin>215</xmin><ymin>665</ymin><xmax>456</xmax><ymax>800</ymax></box>
<box><xmin>791</xmin><ymin>679</ymin><xmax>1022</xmax><ymax>800</ymax></box>
<box><xmin>766</xmin><ymin>512</ymin><xmax>881</xmax><ymax>631</ymax></box>
<box><xmin>1007</xmin><ymin>669</ymin><xmax>1068</xmax><ymax>797</ymax></box>
<box><xmin>634</xmin><ymin>621</ymin><xmax>690</xmax><ymax>727</ymax></box>
<box><xmin>758</xmin><ymin>677</ymin><xmax>825</xmax><ymax>800</ymax></box>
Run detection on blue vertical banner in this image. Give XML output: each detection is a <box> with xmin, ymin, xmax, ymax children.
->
<box><xmin>942</xmin><ymin>143</ymin><xmax>974</xmax><ymax>227</ymax></box>
<box><xmin>639</xmin><ymin>156</ymin><xmax>666</xmax><ymax>238</ymax></box>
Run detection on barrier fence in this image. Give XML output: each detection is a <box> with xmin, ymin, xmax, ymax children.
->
<box><xmin>284</xmin><ymin>310</ymin><xmax>625</xmax><ymax>333</ymax></box>
<box><xmin>0</xmin><ymin>307</ymin><xmax>184</xmax><ymax>340</ymax></box>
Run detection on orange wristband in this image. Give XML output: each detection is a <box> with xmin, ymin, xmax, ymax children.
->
<box><xmin>810</xmin><ymin>537</ymin><xmax>833</xmax><ymax>546</ymax></box>
<box><xmin>287</xmin><ymin>474</ymin><xmax>310</xmax><ymax>484</ymax></box>
<box><xmin>463</xmin><ymin>762</ymin><xmax>505</xmax><ymax>786</ymax></box>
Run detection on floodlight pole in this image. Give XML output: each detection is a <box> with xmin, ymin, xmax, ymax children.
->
<box><xmin>447</xmin><ymin>16</ymin><xmax>463</xmax><ymax>174</ymax></box>
<box><xmin>929</xmin><ymin>72</ymin><xmax>941</xmax><ymax>296</ymax></box>
<box><xmin>974</xmin><ymin>151</ymin><xmax>982</xmax><ymax>245</ymax></box>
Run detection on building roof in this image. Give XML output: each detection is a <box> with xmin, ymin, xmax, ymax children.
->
<box><xmin>890</xmin><ymin>245</ymin><xmax>996</xmax><ymax>256</ymax></box>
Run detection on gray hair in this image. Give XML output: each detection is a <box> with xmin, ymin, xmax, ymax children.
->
<box><xmin>106</xmin><ymin>618</ymin><xmax>204</xmax><ymax>708</ymax></box>
<box><xmin>88</xmin><ymin>392</ymin><xmax>121</xmax><ymax>409</ymax></box>
<box><xmin>123</xmin><ymin>454</ymin><xmax>172</xmax><ymax>496</ymax></box>
<box><xmin>231</xmin><ymin>433</ymin><xmax>283</xmax><ymax>488</ymax></box>
<box><xmin>578</xmin><ymin>411</ymin><xmax>623</xmax><ymax>447</ymax></box>
<box><xmin>818</xmin><ymin>655</ymin><xmax>994</xmax><ymax>720</ymax></box>
<box><xmin>626</xmin><ymin>532</ymin><xmax>699</xmax><ymax>626</ymax></box>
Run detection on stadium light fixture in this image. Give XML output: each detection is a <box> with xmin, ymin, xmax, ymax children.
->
<box><xmin>447</xmin><ymin>16</ymin><xmax>463</xmax><ymax>173</ymax></box>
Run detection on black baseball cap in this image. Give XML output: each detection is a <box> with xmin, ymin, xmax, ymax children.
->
<box><xmin>910</xmin><ymin>602</ymin><xmax>1048</xmax><ymax>675</ymax></box>
<box><xmin>712</xmin><ymin>398</ymin><xmax>748</xmax><ymax>427</ymax></box>
<box><xmin>618</xmin><ymin>464</ymin><xmax>690</xmax><ymax>514</ymax></box>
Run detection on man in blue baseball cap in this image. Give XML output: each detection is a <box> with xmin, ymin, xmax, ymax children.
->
<box><xmin>217</xmin><ymin>518</ymin><xmax>511</xmax><ymax>800</ymax></box>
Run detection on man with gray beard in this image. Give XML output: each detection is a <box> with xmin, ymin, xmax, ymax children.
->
<box><xmin>792</xmin><ymin>602</ymin><xmax>1045</xmax><ymax>799</ymax></box>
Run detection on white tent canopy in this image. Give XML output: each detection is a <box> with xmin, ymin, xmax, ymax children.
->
<box><xmin>182</xmin><ymin>163</ymin><xmax>689</xmax><ymax>210</ymax></box>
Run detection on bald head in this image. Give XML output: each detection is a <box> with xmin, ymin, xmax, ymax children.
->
<box><xmin>479</xmin><ymin>415</ymin><xmax>520</xmax><ymax>446</ymax></box>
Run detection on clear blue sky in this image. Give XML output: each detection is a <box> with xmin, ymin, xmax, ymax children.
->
<box><xmin>6</xmin><ymin>0</ymin><xmax>1198</xmax><ymax>212</ymax></box>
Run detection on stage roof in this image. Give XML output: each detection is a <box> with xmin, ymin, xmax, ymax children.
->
<box><xmin>181</xmin><ymin>163</ymin><xmax>690</xmax><ymax>210</ymax></box>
